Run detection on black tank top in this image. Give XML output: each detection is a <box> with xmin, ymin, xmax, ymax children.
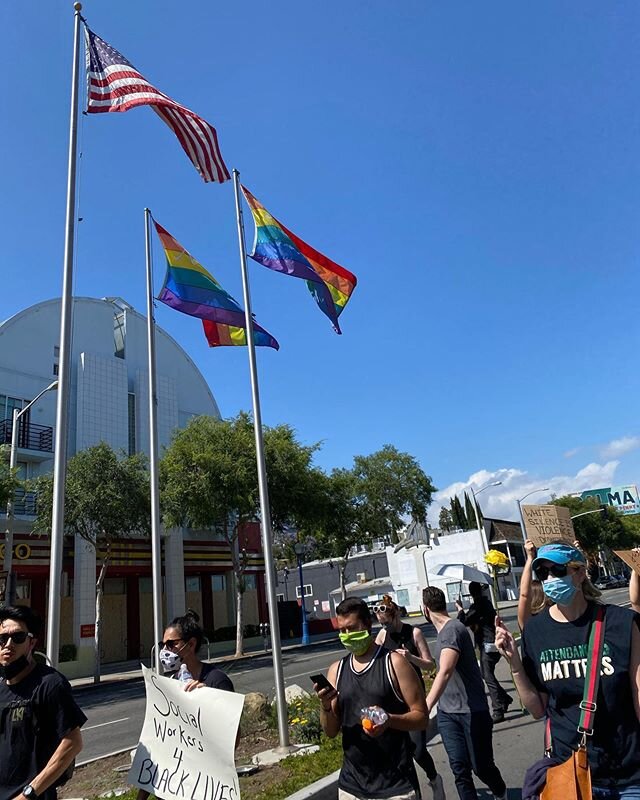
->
<box><xmin>388</xmin><ymin>623</ymin><xmax>424</xmax><ymax>686</ymax></box>
<box><xmin>336</xmin><ymin>646</ymin><xmax>419</xmax><ymax>798</ymax></box>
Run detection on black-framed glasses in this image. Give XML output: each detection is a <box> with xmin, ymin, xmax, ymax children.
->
<box><xmin>159</xmin><ymin>638</ymin><xmax>184</xmax><ymax>651</ymax></box>
<box><xmin>535</xmin><ymin>564</ymin><xmax>569</xmax><ymax>581</ymax></box>
<box><xmin>0</xmin><ymin>631</ymin><xmax>33</xmax><ymax>647</ymax></box>
<box><xmin>373</xmin><ymin>604</ymin><xmax>391</xmax><ymax>614</ymax></box>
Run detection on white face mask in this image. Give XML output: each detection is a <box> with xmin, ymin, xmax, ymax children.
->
<box><xmin>159</xmin><ymin>648</ymin><xmax>181</xmax><ymax>672</ymax></box>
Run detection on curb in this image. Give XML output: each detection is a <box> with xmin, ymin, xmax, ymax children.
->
<box><xmin>283</xmin><ymin>769</ymin><xmax>340</xmax><ymax>800</ymax></box>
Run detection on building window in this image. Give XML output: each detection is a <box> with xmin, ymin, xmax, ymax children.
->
<box><xmin>212</xmin><ymin>574</ymin><xmax>226</xmax><ymax>592</ymax></box>
<box><xmin>128</xmin><ymin>393</ymin><xmax>136</xmax><ymax>455</ymax></box>
<box><xmin>53</xmin><ymin>363</ymin><xmax>59</xmax><ymax>376</ymax></box>
<box><xmin>276</xmin><ymin>593</ymin><xmax>285</xmax><ymax>603</ymax></box>
<box><xmin>445</xmin><ymin>581</ymin><xmax>463</xmax><ymax>604</ymax></box>
<box><xmin>186</xmin><ymin>576</ymin><xmax>201</xmax><ymax>593</ymax></box>
<box><xmin>244</xmin><ymin>574</ymin><xmax>257</xmax><ymax>590</ymax></box>
<box><xmin>296</xmin><ymin>584</ymin><xmax>313</xmax><ymax>598</ymax></box>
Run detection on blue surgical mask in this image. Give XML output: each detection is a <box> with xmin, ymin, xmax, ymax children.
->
<box><xmin>542</xmin><ymin>575</ymin><xmax>577</xmax><ymax>606</ymax></box>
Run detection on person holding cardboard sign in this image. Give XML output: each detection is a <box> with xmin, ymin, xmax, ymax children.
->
<box><xmin>495</xmin><ymin>542</ymin><xmax>640</xmax><ymax>798</ymax></box>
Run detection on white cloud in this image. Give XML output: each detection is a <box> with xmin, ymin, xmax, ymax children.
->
<box><xmin>563</xmin><ymin>447</ymin><xmax>581</xmax><ymax>459</ymax></box>
<box><xmin>600</xmin><ymin>436</ymin><xmax>640</xmax><ymax>459</ymax></box>
<box><xmin>430</xmin><ymin>460</ymin><xmax>620</xmax><ymax>525</ymax></box>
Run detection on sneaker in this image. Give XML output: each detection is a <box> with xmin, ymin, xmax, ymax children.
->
<box><xmin>492</xmin><ymin>711</ymin><xmax>505</xmax><ymax>723</ymax></box>
<box><xmin>429</xmin><ymin>774</ymin><xmax>446</xmax><ymax>800</ymax></box>
<box><xmin>504</xmin><ymin>695</ymin><xmax>514</xmax><ymax>709</ymax></box>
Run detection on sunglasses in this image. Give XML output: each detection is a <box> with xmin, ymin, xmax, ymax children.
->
<box><xmin>159</xmin><ymin>638</ymin><xmax>184</xmax><ymax>651</ymax></box>
<box><xmin>373</xmin><ymin>605</ymin><xmax>392</xmax><ymax>614</ymax></box>
<box><xmin>535</xmin><ymin>564</ymin><xmax>570</xmax><ymax>581</ymax></box>
<box><xmin>0</xmin><ymin>631</ymin><xmax>33</xmax><ymax>647</ymax></box>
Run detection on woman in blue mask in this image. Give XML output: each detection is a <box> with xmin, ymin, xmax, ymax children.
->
<box><xmin>495</xmin><ymin>542</ymin><xmax>640</xmax><ymax>799</ymax></box>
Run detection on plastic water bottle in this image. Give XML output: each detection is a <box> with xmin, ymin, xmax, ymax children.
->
<box><xmin>177</xmin><ymin>663</ymin><xmax>193</xmax><ymax>689</ymax></box>
<box><xmin>360</xmin><ymin>706</ymin><xmax>389</xmax><ymax>730</ymax></box>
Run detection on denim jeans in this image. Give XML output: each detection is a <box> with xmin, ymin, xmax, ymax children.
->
<box><xmin>593</xmin><ymin>786</ymin><xmax>640</xmax><ymax>800</ymax></box>
<box><xmin>437</xmin><ymin>709</ymin><xmax>506</xmax><ymax>800</ymax></box>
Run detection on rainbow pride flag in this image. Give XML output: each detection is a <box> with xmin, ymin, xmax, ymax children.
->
<box><xmin>153</xmin><ymin>220</ymin><xmax>279</xmax><ymax>350</ymax></box>
<box><xmin>241</xmin><ymin>186</ymin><xmax>357</xmax><ymax>334</ymax></box>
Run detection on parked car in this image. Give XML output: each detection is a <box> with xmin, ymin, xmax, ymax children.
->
<box><xmin>610</xmin><ymin>574</ymin><xmax>630</xmax><ymax>588</ymax></box>
<box><xmin>595</xmin><ymin>576</ymin><xmax>616</xmax><ymax>590</ymax></box>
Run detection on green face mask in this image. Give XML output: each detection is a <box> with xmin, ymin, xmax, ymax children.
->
<box><xmin>339</xmin><ymin>630</ymin><xmax>373</xmax><ymax>656</ymax></box>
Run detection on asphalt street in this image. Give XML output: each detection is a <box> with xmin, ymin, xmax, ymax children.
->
<box><xmin>75</xmin><ymin>589</ymin><xmax>631</xmax><ymax>764</ymax></box>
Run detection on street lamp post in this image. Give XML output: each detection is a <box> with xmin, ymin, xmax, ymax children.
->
<box><xmin>294</xmin><ymin>543</ymin><xmax>310</xmax><ymax>646</ymax></box>
<box><xmin>4</xmin><ymin>381</ymin><xmax>58</xmax><ymax>605</ymax></box>
<box><xmin>470</xmin><ymin>481</ymin><xmax>502</xmax><ymax>605</ymax></box>
<box><xmin>517</xmin><ymin>488</ymin><xmax>550</xmax><ymax>543</ymax></box>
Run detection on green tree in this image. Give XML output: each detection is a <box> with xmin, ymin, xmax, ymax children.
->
<box><xmin>160</xmin><ymin>412</ymin><xmax>319</xmax><ymax>656</ymax></box>
<box><xmin>312</xmin><ymin>446</ymin><xmax>436</xmax><ymax>598</ymax></box>
<box><xmin>453</xmin><ymin>495</ymin><xmax>468</xmax><ymax>530</ymax></box>
<box><xmin>33</xmin><ymin>443</ymin><xmax>150</xmax><ymax>682</ymax></box>
<box><xmin>464</xmin><ymin>492</ymin><xmax>479</xmax><ymax>531</ymax></box>
<box><xmin>0</xmin><ymin>446</ymin><xmax>17</xmax><ymax>510</ymax></box>
<box><xmin>550</xmin><ymin>495</ymin><xmax>640</xmax><ymax>559</ymax></box>
<box><xmin>352</xmin><ymin>445</ymin><xmax>436</xmax><ymax>544</ymax></box>
<box><xmin>439</xmin><ymin>506</ymin><xmax>454</xmax><ymax>532</ymax></box>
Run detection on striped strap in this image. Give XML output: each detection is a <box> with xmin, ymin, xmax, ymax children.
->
<box><xmin>578</xmin><ymin>604</ymin><xmax>606</xmax><ymax>735</ymax></box>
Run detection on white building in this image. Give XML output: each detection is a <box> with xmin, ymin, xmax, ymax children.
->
<box><xmin>0</xmin><ymin>297</ymin><xmax>267</xmax><ymax>675</ymax></box>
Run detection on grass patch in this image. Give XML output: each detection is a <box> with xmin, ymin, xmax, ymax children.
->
<box><xmin>246</xmin><ymin>735</ymin><xmax>343</xmax><ymax>800</ymax></box>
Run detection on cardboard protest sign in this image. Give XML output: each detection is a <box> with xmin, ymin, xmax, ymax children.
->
<box><xmin>614</xmin><ymin>549</ymin><xmax>640</xmax><ymax>575</ymax></box>
<box><xmin>129</xmin><ymin>666</ymin><xmax>245</xmax><ymax>800</ymax></box>
<box><xmin>521</xmin><ymin>504</ymin><xmax>575</xmax><ymax>548</ymax></box>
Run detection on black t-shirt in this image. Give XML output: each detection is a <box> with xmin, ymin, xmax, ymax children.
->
<box><xmin>0</xmin><ymin>664</ymin><xmax>87</xmax><ymax>800</ymax></box>
<box><xmin>522</xmin><ymin>603</ymin><xmax>640</xmax><ymax>788</ymax></box>
<box><xmin>171</xmin><ymin>662</ymin><xmax>234</xmax><ymax>692</ymax></box>
<box><xmin>458</xmin><ymin>596</ymin><xmax>496</xmax><ymax>647</ymax></box>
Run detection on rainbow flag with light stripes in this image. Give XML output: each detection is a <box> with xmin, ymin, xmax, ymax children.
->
<box><xmin>241</xmin><ymin>186</ymin><xmax>357</xmax><ymax>334</ymax></box>
<box><xmin>154</xmin><ymin>220</ymin><xmax>279</xmax><ymax>350</ymax></box>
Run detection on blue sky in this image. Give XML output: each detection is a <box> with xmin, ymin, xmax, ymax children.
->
<box><xmin>2</xmin><ymin>2</ymin><xmax>639</xmax><ymax>522</ymax></box>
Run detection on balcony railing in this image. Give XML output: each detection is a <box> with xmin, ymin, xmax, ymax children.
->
<box><xmin>0</xmin><ymin>418</ymin><xmax>53</xmax><ymax>453</ymax></box>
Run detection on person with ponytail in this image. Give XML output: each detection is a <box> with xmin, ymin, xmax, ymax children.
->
<box><xmin>157</xmin><ymin>609</ymin><xmax>233</xmax><ymax>692</ymax></box>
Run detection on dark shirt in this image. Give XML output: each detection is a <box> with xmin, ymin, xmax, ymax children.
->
<box><xmin>522</xmin><ymin>603</ymin><xmax>640</xmax><ymax>788</ymax></box>
<box><xmin>171</xmin><ymin>662</ymin><xmax>234</xmax><ymax>692</ymax></box>
<box><xmin>433</xmin><ymin>618</ymin><xmax>489</xmax><ymax>714</ymax></box>
<box><xmin>386</xmin><ymin>622</ymin><xmax>424</xmax><ymax>685</ymax></box>
<box><xmin>336</xmin><ymin>647</ymin><xmax>418</xmax><ymax>798</ymax></box>
<box><xmin>457</xmin><ymin>596</ymin><xmax>496</xmax><ymax>648</ymax></box>
<box><xmin>0</xmin><ymin>664</ymin><xmax>87</xmax><ymax>800</ymax></box>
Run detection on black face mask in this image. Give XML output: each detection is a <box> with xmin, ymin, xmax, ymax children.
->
<box><xmin>0</xmin><ymin>655</ymin><xmax>30</xmax><ymax>680</ymax></box>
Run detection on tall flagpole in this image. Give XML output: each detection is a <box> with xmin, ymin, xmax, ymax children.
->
<box><xmin>47</xmin><ymin>2</ymin><xmax>83</xmax><ymax>667</ymax></box>
<box><xmin>144</xmin><ymin>208</ymin><xmax>164</xmax><ymax>673</ymax></box>
<box><xmin>233</xmin><ymin>169</ymin><xmax>291</xmax><ymax>751</ymax></box>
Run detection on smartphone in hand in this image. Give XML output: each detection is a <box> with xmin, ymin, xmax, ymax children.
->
<box><xmin>310</xmin><ymin>673</ymin><xmax>334</xmax><ymax>691</ymax></box>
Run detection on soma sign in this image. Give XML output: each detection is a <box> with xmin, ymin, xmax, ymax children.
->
<box><xmin>580</xmin><ymin>485</ymin><xmax>640</xmax><ymax>516</ymax></box>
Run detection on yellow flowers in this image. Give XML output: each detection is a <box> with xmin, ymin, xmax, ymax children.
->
<box><xmin>484</xmin><ymin>549</ymin><xmax>509</xmax><ymax>569</ymax></box>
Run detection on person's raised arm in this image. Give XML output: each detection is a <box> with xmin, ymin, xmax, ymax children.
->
<box><xmin>315</xmin><ymin>660</ymin><xmax>341</xmax><ymax>738</ymax></box>
<box><xmin>517</xmin><ymin>540</ymin><xmax>537</xmax><ymax>630</ymax></box>
<box><xmin>630</xmin><ymin>569</ymin><xmax>640</xmax><ymax>614</ymax></box>
<box><xmin>495</xmin><ymin>619</ymin><xmax>547</xmax><ymax>718</ymax></box>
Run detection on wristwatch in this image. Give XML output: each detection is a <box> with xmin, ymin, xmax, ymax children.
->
<box><xmin>22</xmin><ymin>786</ymin><xmax>38</xmax><ymax>799</ymax></box>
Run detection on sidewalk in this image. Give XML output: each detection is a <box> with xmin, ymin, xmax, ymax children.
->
<box><xmin>68</xmin><ymin>630</ymin><xmax>339</xmax><ymax>691</ymax></box>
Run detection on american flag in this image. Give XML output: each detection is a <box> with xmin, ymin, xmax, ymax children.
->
<box><xmin>84</xmin><ymin>27</ymin><xmax>229</xmax><ymax>184</ymax></box>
